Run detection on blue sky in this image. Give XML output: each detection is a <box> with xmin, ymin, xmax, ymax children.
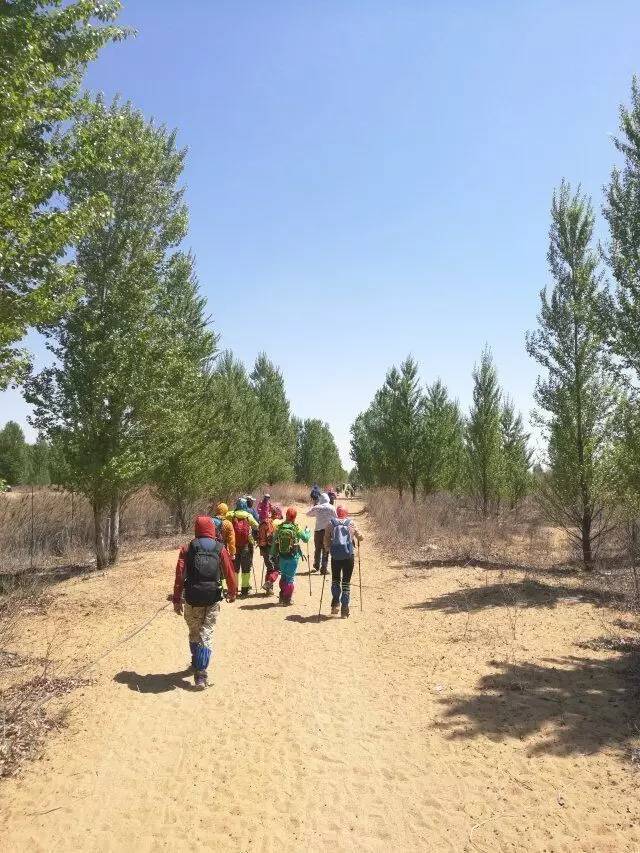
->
<box><xmin>3</xmin><ymin>1</ymin><xmax>639</xmax><ymax>465</ymax></box>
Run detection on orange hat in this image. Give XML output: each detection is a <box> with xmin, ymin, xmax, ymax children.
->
<box><xmin>286</xmin><ymin>507</ymin><xmax>297</xmax><ymax>522</ymax></box>
<box><xmin>216</xmin><ymin>502</ymin><xmax>229</xmax><ymax>517</ymax></box>
<box><xmin>336</xmin><ymin>506</ymin><xmax>349</xmax><ymax>519</ymax></box>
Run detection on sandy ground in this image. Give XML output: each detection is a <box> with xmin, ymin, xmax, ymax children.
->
<box><xmin>1</xmin><ymin>500</ymin><xmax>639</xmax><ymax>852</ymax></box>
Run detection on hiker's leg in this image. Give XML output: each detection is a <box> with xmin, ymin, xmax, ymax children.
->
<box><xmin>183</xmin><ymin>603</ymin><xmax>201</xmax><ymax>664</ymax></box>
<box><xmin>330</xmin><ymin>559</ymin><xmax>341</xmax><ymax>607</ymax></box>
<box><xmin>240</xmin><ymin>546</ymin><xmax>252</xmax><ymax>594</ymax></box>
<box><xmin>280</xmin><ymin>558</ymin><xmax>296</xmax><ymax>603</ymax></box>
<box><xmin>319</xmin><ymin>533</ymin><xmax>329</xmax><ymax>573</ymax></box>
<box><xmin>313</xmin><ymin>530</ymin><xmax>323</xmax><ymax>569</ymax></box>
<box><xmin>341</xmin><ymin>558</ymin><xmax>354</xmax><ymax>607</ymax></box>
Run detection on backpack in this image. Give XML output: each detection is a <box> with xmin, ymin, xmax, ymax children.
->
<box><xmin>184</xmin><ymin>538</ymin><xmax>223</xmax><ymax>606</ymax></box>
<box><xmin>329</xmin><ymin>518</ymin><xmax>354</xmax><ymax>560</ymax></box>
<box><xmin>232</xmin><ymin>516</ymin><xmax>250</xmax><ymax>549</ymax></box>
<box><xmin>257</xmin><ymin>519</ymin><xmax>274</xmax><ymax>548</ymax></box>
<box><xmin>212</xmin><ymin>516</ymin><xmax>224</xmax><ymax>540</ymax></box>
<box><xmin>275</xmin><ymin>522</ymin><xmax>299</xmax><ymax>558</ymax></box>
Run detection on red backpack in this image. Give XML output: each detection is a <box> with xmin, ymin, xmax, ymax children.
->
<box><xmin>232</xmin><ymin>516</ymin><xmax>250</xmax><ymax>549</ymax></box>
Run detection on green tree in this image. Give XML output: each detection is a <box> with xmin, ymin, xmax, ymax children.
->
<box><xmin>0</xmin><ymin>1</ymin><xmax>128</xmax><ymax>387</ymax></box>
<box><xmin>420</xmin><ymin>379</ymin><xmax>465</xmax><ymax>495</ymax></box>
<box><xmin>0</xmin><ymin>421</ymin><xmax>28</xmax><ymax>484</ymax></box>
<box><xmin>295</xmin><ymin>419</ymin><xmax>344</xmax><ymax>485</ymax></box>
<box><xmin>527</xmin><ymin>183</ymin><xmax>615</xmax><ymax>569</ymax></box>
<box><xmin>250</xmin><ymin>353</ymin><xmax>295</xmax><ymax>483</ymax></box>
<box><xmin>25</xmin><ymin>435</ymin><xmax>52</xmax><ymax>486</ymax></box>
<box><xmin>604</xmin><ymin>77</ymin><xmax>640</xmax><ymax>379</ymax></box>
<box><xmin>466</xmin><ymin>347</ymin><xmax>504</xmax><ymax>515</ymax></box>
<box><xmin>26</xmin><ymin>100</ymin><xmax>196</xmax><ymax>567</ymax></box>
<box><xmin>500</xmin><ymin>398</ymin><xmax>532</xmax><ymax>510</ymax></box>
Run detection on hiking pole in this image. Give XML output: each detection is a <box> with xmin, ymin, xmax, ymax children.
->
<box><xmin>252</xmin><ymin>552</ymin><xmax>258</xmax><ymax>596</ymax></box>
<box><xmin>358</xmin><ymin>541</ymin><xmax>363</xmax><ymax>612</ymax></box>
<box><xmin>260</xmin><ymin>557</ymin><xmax>265</xmax><ymax>590</ymax></box>
<box><xmin>307</xmin><ymin>540</ymin><xmax>312</xmax><ymax>596</ymax></box>
<box><xmin>318</xmin><ymin>569</ymin><xmax>326</xmax><ymax>622</ymax></box>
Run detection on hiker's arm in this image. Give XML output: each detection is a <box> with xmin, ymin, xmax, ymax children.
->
<box><xmin>352</xmin><ymin>522</ymin><xmax>363</xmax><ymax>543</ymax></box>
<box><xmin>323</xmin><ymin>526</ymin><xmax>331</xmax><ymax>551</ymax></box>
<box><xmin>223</xmin><ymin>519</ymin><xmax>236</xmax><ymax>558</ymax></box>
<box><xmin>306</xmin><ymin>505</ymin><xmax>318</xmax><ymax>517</ymax></box>
<box><xmin>172</xmin><ymin>547</ymin><xmax>187</xmax><ymax>611</ymax></box>
<box><xmin>220</xmin><ymin>548</ymin><xmax>237</xmax><ymax>601</ymax></box>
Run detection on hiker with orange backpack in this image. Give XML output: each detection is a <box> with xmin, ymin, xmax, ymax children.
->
<box><xmin>269</xmin><ymin>507</ymin><xmax>311</xmax><ymax>605</ymax></box>
<box><xmin>172</xmin><ymin>516</ymin><xmax>237</xmax><ymax>689</ymax></box>
<box><xmin>323</xmin><ymin>505</ymin><xmax>363</xmax><ymax>618</ymax></box>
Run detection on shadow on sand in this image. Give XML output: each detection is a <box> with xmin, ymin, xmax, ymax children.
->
<box><xmin>114</xmin><ymin>668</ymin><xmax>198</xmax><ymax>694</ymax></box>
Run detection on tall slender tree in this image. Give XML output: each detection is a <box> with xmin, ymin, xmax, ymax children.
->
<box><xmin>466</xmin><ymin>347</ymin><xmax>503</xmax><ymax>515</ymax></box>
<box><xmin>250</xmin><ymin>353</ymin><xmax>295</xmax><ymax>483</ymax></box>
<box><xmin>420</xmin><ymin>380</ymin><xmax>465</xmax><ymax>495</ymax></box>
<box><xmin>0</xmin><ymin>1</ymin><xmax>128</xmax><ymax>387</ymax></box>
<box><xmin>26</xmin><ymin>100</ymin><xmax>197</xmax><ymax>566</ymax></box>
<box><xmin>527</xmin><ymin>182</ymin><xmax>615</xmax><ymax>569</ymax></box>
<box><xmin>500</xmin><ymin>398</ymin><xmax>532</xmax><ymax>510</ymax></box>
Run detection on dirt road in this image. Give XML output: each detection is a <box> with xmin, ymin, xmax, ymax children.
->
<box><xmin>1</xmin><ymin>501</ymin><xmax>638</xmax><ymax>851</ymax></box>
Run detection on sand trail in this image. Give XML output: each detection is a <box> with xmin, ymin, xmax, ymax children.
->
<box><xmin>1</xmin><ymin>501</ymin><xmax>638</xmax><ymax>852</ymax></box>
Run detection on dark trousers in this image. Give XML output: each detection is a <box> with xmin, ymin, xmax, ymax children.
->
<box><xmin>331</xmin><ymin>557</ymin><xmax>354</xmax><ymax>606</ymax></box>
<box><xmin>314</xmin><ymin>529</ymin><xmax>328</xmax><ymax>570</ymax></box>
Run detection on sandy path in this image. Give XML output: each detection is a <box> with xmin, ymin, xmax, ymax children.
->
<box><xmin>1</xmin><ymin>501</ymin><xmax>639</xmax><ymax>852</ymax></box>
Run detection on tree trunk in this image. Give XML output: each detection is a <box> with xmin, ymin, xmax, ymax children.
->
<box><xmin>108</xmin><ymin>493</ymin><xmax>120</xmax><ymax>565</ymax></box>
<box><xmin>176</xmin><ymin>499</ymin><xmax>189</xmax><ymax>534</ymax></box>
<box><xmin>93</xmin><ymin>501</ymin><xmax>108</xmax><ymax>569</ymax></box>
<box><xmin>398</xmin><ymin>482</ymin><xmax>404</xmax><ymax>500</ymax></box>
<box><xmin>581</xmin><ymin>510</ymin><xmax>593</xmax><ymax>571</ymax></box>
<box><xmin>411</xmin><ymin>481</ymin><xmax>417</xmax><ymax>502</ymax></box>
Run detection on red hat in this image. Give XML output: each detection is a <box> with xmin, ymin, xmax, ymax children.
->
<box><xmin>286</xmin><ymin>507</ymin><xmax>297</xmax><ymax>522</ymax></box>
<box><xmin>194</xmin><ymin>515</ymin><xmax>216</xmax><ymax>538</ymax></box>
<box><xmin>336</xmin><ymin>506</ymin><xmax>349</xmax><ymax>519</ymax></box>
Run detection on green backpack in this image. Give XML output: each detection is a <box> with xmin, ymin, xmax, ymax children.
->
<box><xmin>275</xmin><ymin>523</ymin><xmax>298</xmax><ymax>558</ymax></box>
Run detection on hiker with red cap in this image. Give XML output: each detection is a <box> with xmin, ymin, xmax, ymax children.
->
<box><xmin>323</xmin><ymin>505</ymin><xmax>363</xmax><ymax>618</ymax></box>
<box><xmin>270</xmin><ymin>507</ymin><xmax>311</xmax><ymax>605</ymax></box>
<box><xmin>172</xmin><ymin>516</ymin><xmax>238</xmax><ymax>689</ymax></box>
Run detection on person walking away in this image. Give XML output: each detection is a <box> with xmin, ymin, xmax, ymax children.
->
<box><xmin>306</xmin><ymin>492</ymin><xmax>336</xmax><ymax>575</ymax></box>
<box><xmin>172</xmin><ymin>516</ymin><xmax>237</xmax><ymax>689</ymax></box>
<box><xmin>257</xmin><ymin>493</ymin><xmax>272</xmax><ymax>523</ymax></box>
<box><xmin>210</xmin><ymin>502</ymin><xmax>236</xmax><ymax>559</ymax></box>
<box><xmin>245</xmin><ymin>496</ymin><xmax>260</xmax><ymax>580</ymax></box>
<box><xmin>326</xmin><ymin>487</ymin><xmax>337</xmax><ymax>506</ymax></box>
<box><xmin>324</xmin><ymin>505</ymin><xmax>363</xmax><ymax>618</ymax></box>
<box><xmin>229</xmin><ymin>498</ymin><xmax>255</xmax><ymax>597</ymax></box>
<box><xmin>310</xmin><ymin>484</ymin><xmax>321</xmax><ymax>505</ymax></box>
<box><xmin>270</xmin><ymin>507</ymin><xmax>310</xmax><ymax>605</ymax></box>
<box><xmin>262</xmin><ymin>504</ymin><xmax>283</xmax><ymax>594</ymax></box>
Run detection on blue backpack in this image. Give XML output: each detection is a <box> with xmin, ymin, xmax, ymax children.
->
<box><xmin>329</xmin><ymin>518</ymin><xmax>354</xmax><ymax>559</ymax></box>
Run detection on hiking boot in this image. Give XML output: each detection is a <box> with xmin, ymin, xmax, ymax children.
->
<box><xmin>319</xmin><ymin>568</ymin><xmax>328</xmax><ymax>576</ymax></box>
<box><xmin>282</xmin><ymin>596</ymin><xmax>293</xmax><ymax>606</ymax></box>
<box><xmin>240</xmin><ymin>587</ymin><xmax>251</xmax><ymax>598</ymax></box>
<box><xmin>341</xmin><ymin>605</ymin><xmax>350</xmax><ymax>619</ymax></box>
<box><xmin>263</xmin><ymin>581</ymin><xmax>273</xmax><ymax>596</ymax></box>
<box><xmin>194</xmin><ymin>671</ymin><xmax>208</xmax><ymax>690</ymax></box>
<box><xmin>330</xmin><ymin>603</ymin><xmax>340</xmax><ymax>615</ymax></box>
<box><xmin>311</xmin><ymin>565</ymin><xmax>319</xmax><ymax>573</ymax></box>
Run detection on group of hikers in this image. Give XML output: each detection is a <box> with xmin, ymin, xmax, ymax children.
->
<box><xmin>171</xmin><ymin>486</ymin><xmax>362</xmax><ymax>689</ymax></box>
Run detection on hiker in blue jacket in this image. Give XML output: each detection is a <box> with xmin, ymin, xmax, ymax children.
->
<box><xmin>323</xmin><ymin>505</ymin><xmax>363</xmax><ymax>618</ymax></box>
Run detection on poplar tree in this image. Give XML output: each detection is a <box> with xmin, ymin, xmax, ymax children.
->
<box><xmin>500</xmin><ymin>398</ymin><xmax>532</xmax><ymax>510</ymax></box>
<box><xmin>0</xmin><ymin>1</ymin><xmax>128</xmax><ymax>387</ymax></box>
<box><xmin>250</xmin><ymin>353</ymin><xmax>295</xmax><ymax>483</ymax></box>
<box><xmin>26</xmin><ymin>100</ymin><xmax>197</xmax><ymax>566</ymax></box>
<box><xmin>466</xmin><ymin>347</ymin><xmax>504</xmax><ymax>515</ymax></box>
<box><xmin>420</xmin><ymin>380</ymin><xmax>465</xmax><ymax>495</ymax></box>
<box><xmin>527</xmin><ymin>182</ymin><xmax>615</xmax><ymax>569</ymax></box>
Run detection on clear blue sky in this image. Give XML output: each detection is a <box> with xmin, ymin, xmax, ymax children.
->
<box><xmin>3</xmin><ymin>1</ymin><xmax>639</xmax><ymax>465</ymax></box>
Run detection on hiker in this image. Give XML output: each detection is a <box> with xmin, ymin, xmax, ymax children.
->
<box><xmin>257</xmin><ymin>493</ymin><xmax>272</xmax><ymax>522</ymax></box>
<box><xmin>306</xmin><ymin>491</ymin><xmax>336</xmax><ymax>575</ymax></box>
<box><xmin>310</xmin><ymin>483</ymin><xmax>321</xmax><ymax>505</ymax></box>
<box><xmin>210</xmin><ymin>502</ymin><xmax>236</xmax><ymax>559</ymax></box>
<box><xmin>326</xmin><ymin>487</ymin><xmax>337</xmax><ymax>505</ymax></box>
<box><xmin>270</xmin><ymin>507</ymin><xmax>311</xmax><ymax>605</ymax></box>
<box><xmin>245</xmin><ymin>496</ymin><xmax>260</xmax><ymax>580</ymax></box>
<box><xmin>172</xmin><ymin>515</ymin><xmax>237</xmax><ymax>689</ymax></box>
<box><xmin>323</xmin><ymin>505</ymin><xmax>363</xmax><ymax>618</ymax></box>
<box><xmin>228</xmin><ymin>498</ymin><xmax>258</xmax><ymax>597</ymax></box>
